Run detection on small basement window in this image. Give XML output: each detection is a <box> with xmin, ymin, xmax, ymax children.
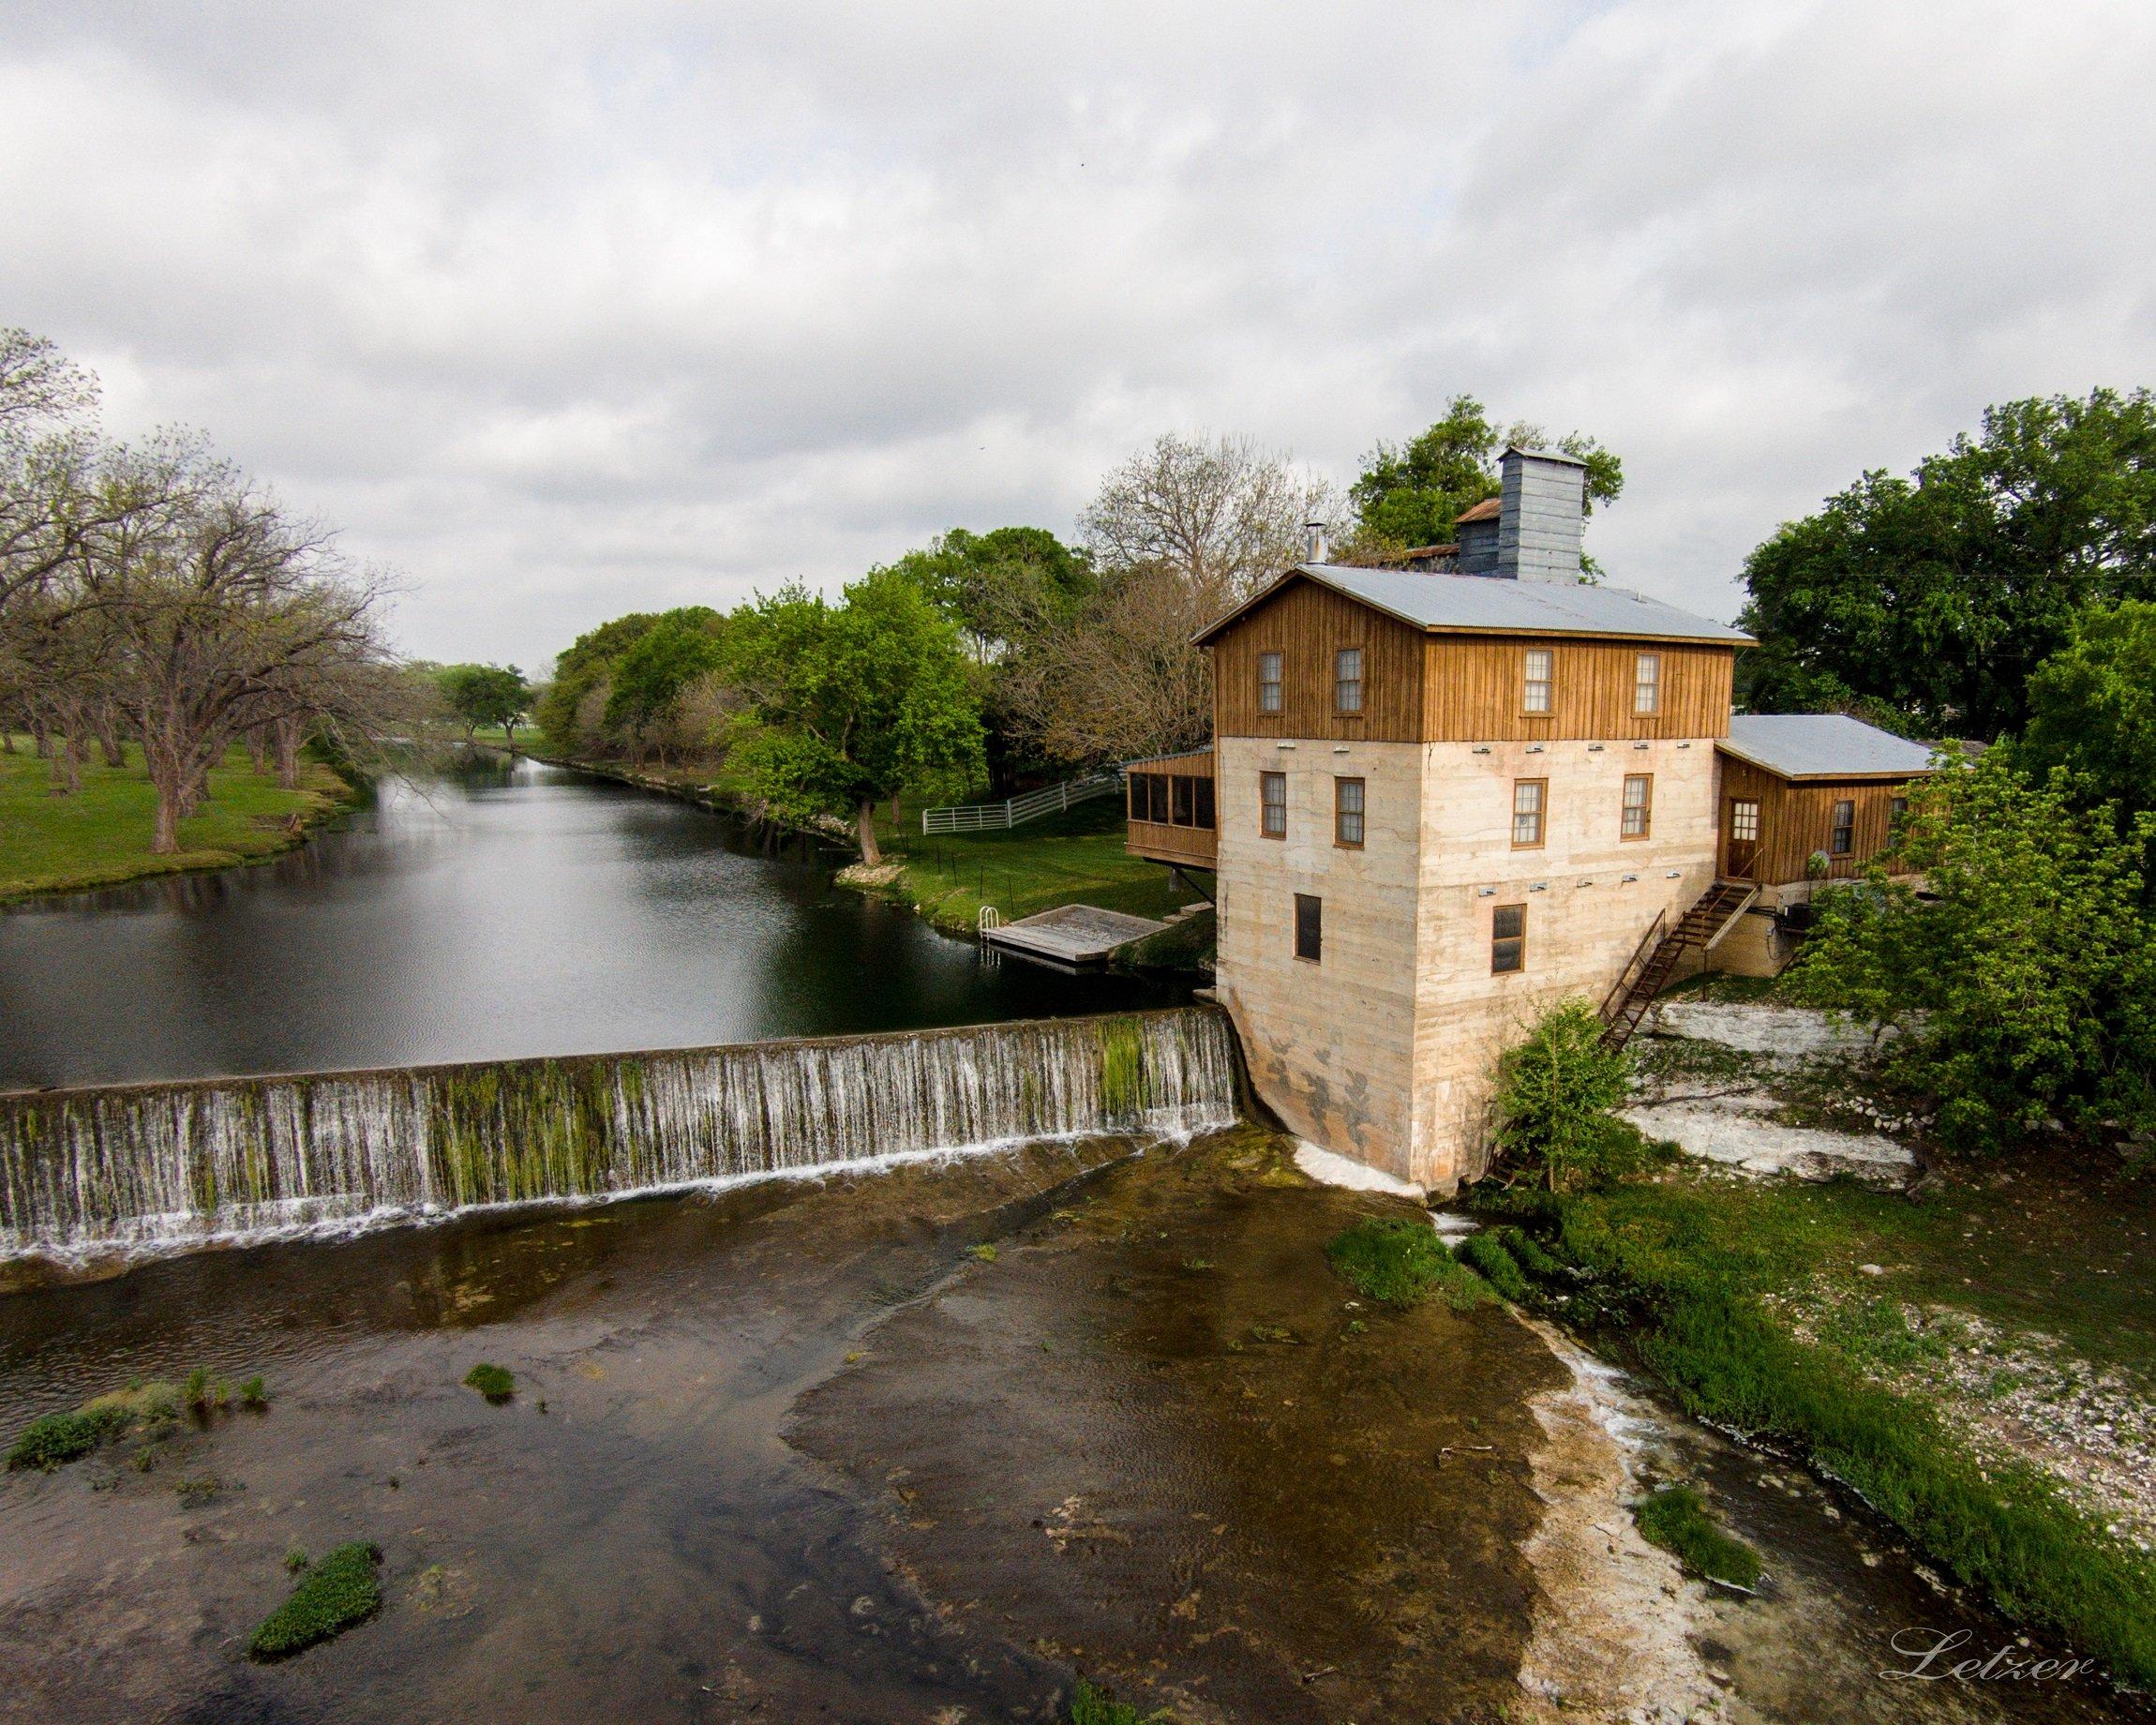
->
<box><xmin>1257</xmin><ymin>651</ymin><xmax>1283</xmax><ymax>713</ymax></box>
<box><xmin>1512</xmin><ymin>778</ymin><xmax>1547</xmax><ymax>848</ymax></box>
<box><xmin>1334</xmin><ymin>776</ymin><xmax>1365</xmax><ymax>848</ymax></box>
<box><xmin>1634</xmin><ymin>652</ymin><xmax>1660</xmax><ymax>715</ymax></box>
<box><xmin>1622</xmin><ymin>773</ymin><xmax>1653</xmax><ymax>839</ymax></box>
<box><xmin>1294</xmin><ymin>892</ymin><xmax>1323</xmax><ymax>963</ymax></box>
<box><xmin>1522</xmin><ymin>648</ymin><xmax>1553</xmax><ymax>714</ymax></box>
<box><xmin>1335</xmin><ymin>647</ymin><xmax>1364</xmax><ymax>713</ymax></box>
<box><xmin>1491</xmin><ymin>904</ymin><xmax>1525</xmax><ymax>974</ymax></box>
<box><xmin>1261</xmin><ymin>771</ymin><xmax>1287</xmax><ymax>838</ymax></box>
<box><xmin>1831</xmin><ymin>799</ymin><xmax>1855</xmax><ymax>855</ymax></box>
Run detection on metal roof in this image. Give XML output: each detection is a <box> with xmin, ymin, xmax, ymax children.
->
<box><xmin>1721</xmin><ymin>713</ymin><xmax>1938</xmax><ymax>780</ymax></box>
<box><xmin>1193</xmin><ymin>564</ymin><xmax>1755</xmax><ymax>646</ymax></box>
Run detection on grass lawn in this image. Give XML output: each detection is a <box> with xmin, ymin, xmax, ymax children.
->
<box><xmin>0</xmin><ymin>738</ymin><xmax>353</xmax><ymax>902</ymax></box>
<box><xmin>868</xmin><ymin>791</ymin><xmax>1210</xmax><ymax>932</ymax></box>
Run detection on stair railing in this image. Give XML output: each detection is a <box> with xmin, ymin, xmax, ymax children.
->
<box><xmin>1600</xmin><ymin>908</ymin><xmax>1668</xmax><ymax>1025</ymax></box>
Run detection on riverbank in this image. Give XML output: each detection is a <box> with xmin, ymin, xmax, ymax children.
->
<box><xmin>0</xmin><ymin>740</ymin><xmax>355</xmax><ymax>904</ymax></box>
<box><xmin>521</xmin><ymin>744</ymin><xmax>1208</xmax><ymax>951</ymax></box>
<box><xmin>1463</xmin><ymin>1087</ymin><xmax>2156</xmax><ymax>1687</ymax></box>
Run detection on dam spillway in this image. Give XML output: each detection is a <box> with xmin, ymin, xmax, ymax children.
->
<box><xmin>0</xmin><ymin>1008</ymin><xmax>1239</xmax><ymax>1257</ymax></box>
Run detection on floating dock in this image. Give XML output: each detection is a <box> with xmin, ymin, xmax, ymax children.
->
<box><xmin>981</xmin><ymin>904</ymin><xmax>1167</xmax><ymax>971</ymax></box>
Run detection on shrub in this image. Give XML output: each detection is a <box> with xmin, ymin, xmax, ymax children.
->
<box><xmin>1325</xmin><ymin>1218</ymin><xmax>1492</xmax><ymax>1310</ymax></box>
<box><xmin>240</xmin><ymin>1376</ymin><xmax>270</xmax><ymax>1409</ymax></box>
<box><xmin>247</xmin><ymin>1540</ymin><xmax>382</xmax><ymax>1659</ymax></box>
<box><xmin>1634</xmin><ymin>1485</ymin><xmax>1762</xmax><ymax>1588</ymax></box>
<box><xmin>1492</xmin><ymin>1000</ymin><xmax>1637</xmax><ymax>1191</ymax></box>
<box><xmin>1069</xmin><ymin>1678</ymin><xmax>1148</xmax><ymax>1725</ymax></box>
<box><xmin>7</xmin><ymin>1411</ymin><xmax>104</xmax><ymax>1471</ymax></box>
<box><xmin>463</xmin><ymin>1363</ymin><xmax>515</xmax><ymax>1403</ymax></box>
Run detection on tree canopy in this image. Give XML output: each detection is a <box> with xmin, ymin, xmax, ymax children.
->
<box><xmin>1738</xmin><ymin>388</ymin><xmax>2156</xmax><ymax>738</ymax></box>
<box><xmin>435</xmin><ymin>663</ymin><xmax>530</xmax><ymax>743</ymax></box>
<box><xmin>726</xmin><ymin>568</ymin><xmax>984</xmax><ymax>863</ymax></box>
<box><xmin>1786</xmin><ymin>750</ymin><xmax>2156</xmax><ymax>1156</ymax></box>
<box><xmin>1348</xmin><ymin>395</ymin><xmax>1624</xmax><ymax>551</ymax></box>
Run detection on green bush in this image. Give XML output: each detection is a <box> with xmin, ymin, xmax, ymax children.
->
<box><xmin>7</xmin><ymin>1411</ymin><xmax>106</xmax><ymax>1470</ymax></box>
<box><xmin>1634</xmin><ymin>1485</ymin><xmax>1762</xmax><ymax>1587</ymax></box>
<box><xmin>463</xmin><ymin>1363</ymin><xmax>515</xmax><ymax>1402</ymax></box>
<box><xmin>1325</xmin><ymin>1217</ymin><xmax>1492</xmax><ymax>1310</ymax></box>
<box><xmin>1492</xmin><ymin>1000</ymin><xmax>1638</xmax><ymax>1191</ymax></box>
<box><xmin>239</xmin><ymin>1375</ymin><xmax>270</xmax><ymax>1409</ymax></box>
<box><xmin>247</xmin><ymin>1540</ymin><xmax>382</xmax><ymax>1659</ymax></box>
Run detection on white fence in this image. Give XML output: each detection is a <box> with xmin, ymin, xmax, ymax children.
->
<box><xmin>921</xmin><ymin>771</ymin><xmax>1123</xmax><ymax>835</ymax></box>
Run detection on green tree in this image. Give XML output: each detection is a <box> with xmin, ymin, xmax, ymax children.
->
<box><xmin>2017</xmin><ymin>600</ymin><xmax>2156</xmax><ymax>878</ymax></box>
<box><xmin>1786</xmin><ymin>751</ymin><xmax>2156</xmax><ymax>1155</ymax></box>
<box><xmin>1350</xmin><ymin>395</ymin><xmax>1624</xmax><ymax>551</ymax></box>
<box><xmin>886</xmin><ymin>525</ymin><xmax>1093</xmax><ymax>660</ymax></box>
<box><xmin>535</xmin><ymin>611</ymin><xmax>661</xmax><ymax>751</ymax></box>
<box><xmin>728</xmin><ymin>568</ymin><xmax>985</xmax><ymax>864</ymax></box>
<box><xmin>601</xmin><ymin>609</ymin><xmax>726</xmax><ymax>748</ymax></box>
<box><xmin>435</xmin><ymin>663</ymin><xmax>531</xmax><ymax>746</ymax></box>
<box><xmin>1491</xmin><ymin>999</ymin><xmax>1638</xmax><ymax>1192</ymax></box>
<box><xmin>1739</xmin><ymin>388</ymin><xmax>2156</xmax><ymax>738</ymax></box>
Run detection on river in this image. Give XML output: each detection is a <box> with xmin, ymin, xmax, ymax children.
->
<box><xmin>0</xmin><ymin>758</ymin><xmax>1185</xmax><ymax>1089</ymax></box>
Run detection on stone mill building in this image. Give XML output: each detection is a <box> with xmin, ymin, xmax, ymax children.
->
<box><xmin>1125</xmin><ymin>447</ymin><xmax>1936</xmax><ymax>1192</ymax></box>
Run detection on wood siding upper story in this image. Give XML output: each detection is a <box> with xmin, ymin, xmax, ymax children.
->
<box><xmin>1207</xmin><ymin>575</ymin><xmax>1736</xmax><ymax>744</ymax></box>
<box><xmin>1716</xmin><ymin>755</ymin><xmax>1915</xmax><ymax>885</ymax></box>
<box><xmin>1126</xmin><ymin>748</ymin><xmax>1218</xmax><ymax>868</ymax></box>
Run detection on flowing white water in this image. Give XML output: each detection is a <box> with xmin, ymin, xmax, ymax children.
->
<box><xmin>0</xmin><ymin>1009</ymin><xmax>1238</xmax><ymax>1257</ymax></box>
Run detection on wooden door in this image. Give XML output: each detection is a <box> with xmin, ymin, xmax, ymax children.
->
<box><xmin>1723</xmin><ymin>798</ymin><xmax>1761</xmax><ymax>880</ymax></box>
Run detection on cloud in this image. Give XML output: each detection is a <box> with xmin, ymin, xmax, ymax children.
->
<box><xmin>3</xmin><ymin>0</ymin><xmax>2151</xmax><ymax>668</ymax></box>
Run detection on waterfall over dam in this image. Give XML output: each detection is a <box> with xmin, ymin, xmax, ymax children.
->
<box><xmin>0</xmin><ymin>1008</ymin><xmax>1239</xmax><ymax>1257</ymax></box>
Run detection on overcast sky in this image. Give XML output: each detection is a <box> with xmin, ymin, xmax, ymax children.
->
<box><xmin>5</xmin><ymin>2</ymin><xmax>2151</xmax><ymax>672</ymax></box>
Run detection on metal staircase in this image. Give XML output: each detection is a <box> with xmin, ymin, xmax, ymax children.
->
<box><xmin>1599</xmin><ymin>880</ymin><xmax>1759</xmax><ymax>1049</ymax></box>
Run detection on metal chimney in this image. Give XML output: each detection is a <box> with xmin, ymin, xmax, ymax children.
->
<box><xmin>1304</xmin><ymin>519</ymin><xmax>1328</xmax><ymax>563</ymax></box>
<box><xmin>1495</xmin><ymin>447</ymin><xmax>1588</xmax><ymax>582</ymax></box>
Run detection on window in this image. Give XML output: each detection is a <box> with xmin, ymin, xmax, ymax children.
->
<box><xmin>1335</xmin><ymin>647</ymin><xmax>1363</xmax><ymax>713</ymax></box>
<box><xmin>1130</xmin><ymin>773</ymin><xmax>1170</xmax><ymax>824</ymax></box>
<box><xmin>1729</xmin><ymin>800</ymin><xmax>1759</xmax><ymax>842</ymax></box>
<box><xmin>1634</xmin><ymin>652</ymin><xmax>1660</xmax><ymax>714</ymax></box>
<box><xmin>1260</xmin><ymin>771</ymin><xmax>1287</xmax><ymax>838</ymax></box>
<box><xmin>1522</xmin><ymin>648</ymin><xmax>1553</xmax><ymax>714</ymax></box>
<box><xmin>1622</xmin><ymin>773</ymin><xmax>1653</xmax><ymax>839</ymax></box>
<box><xmin>1890</xmin><ymin>795</ymin><xmax>1909</xmax><ymax>826</ymax></box>
<box><xmin>1294</xmin><ymin>892</ymin><xmax>1323</xmax><ymax>962</ymax></box>
<box><xmin>1172</xmin><ymin>774</ymin><xmax>1195</xmax><ymax>826</ymax></box>
<box><xmin>1257</xmin><ymin>651</ymin><xmax>1283</xmax><ymax>713</ymax></box>
<box><xmin>1831</xmin><ymin>799</ymin><xmax>1855</xmax><ymax>855</ymax></box>
<box><xmin>1511</xmin><ymin>778</ymin><xmax>1547</xmax><ymax>848</ymax></box>
<box><xmin>1334</xmin><ymin>776</ymin><xmax>1365</xmax><ymax>848</ymax></box>
<box><xmin>1491</xmin><ymin>904</ymin><xmax>1525</xmax><ymax>974</ymax></box>
<box><xmin>1194</xmin><ymin>775</ymin><xmax>1216</xmax><ymax>831</ymax></box>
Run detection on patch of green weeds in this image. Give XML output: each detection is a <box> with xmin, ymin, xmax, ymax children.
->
<box><xmin>1812</xmin><ymin>1296</ymin><xmax>1951</xmax><ymax>1370</ymax></box>
<box><xmin>1181</xmin><ymin>1258</ymin><xmax>1214</xmax><ymax>1272</ymax></box>
<box><xmin>1456</xmin><ymin>1232</ymin><xmax>1530</xmax><ymax>1302</ymax></box>
<box><xmin>1069</xmin><ymin>1676</ymin><xmax>1160</xmax><ymax>1724</ymax></box>
<box><xmin>247</xmin><ymin>1540</ymin><xmax>382</xmax><ymax>1659</ymax></box>
<box><xmin>966</xmin><ymin>1243</ymin><xmax>999</xmax><ymax>1264</ymax></box>
<box><xmin>1248</xmin><ymin>1324</ymin><xmax>1297</xmax><ymax>1344</ymax></box>
<box><xmin>1325</xmin><ymin>1217</ymin><xmax>1493</xmax><ymax>1310</ymax></box>
<box><xmin>239</xmin><ymin>1376</ymin><xmax>269</xmax><ymax>1409</ymax></box>
<box><xmin>174</xmin><ymin>1475</ymin><xmax>221</xmax><ymax>1508</ymax></box>
<box><xmin>463</xmin><ymin>1362</ymin><xmax>515</xmax><ymax>1403</ymax></box>
<box><xmin>1634</xmin><ymin>1485</ymin><xmax>1763</xmax><ymax>1588</ymax></box>
<box><xmin>283</xmin><ymin>1545</ymin><xmax>310</xmax><ymax>1574</ymax></box>
<box><xmin>7</xmin><ymin>1411</ymin><xmax>106</xmax><ymax>1470</ymax></box>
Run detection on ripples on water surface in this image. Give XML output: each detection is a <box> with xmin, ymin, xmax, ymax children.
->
<box><xmin>0</xmin><ymin>758</ymin><xmax>1185</xmax><ymax>1088</ymax></box>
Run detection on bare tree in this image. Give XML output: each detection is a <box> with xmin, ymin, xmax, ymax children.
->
<box><xmin>73</xmin><ymin>443</ymin><xmax>396</xmax><ymax>850</ymax></box>
<box><xmin>1077</xmin><ymin>432</ymin><xmax>1335</xmax><ymax>607</ymax></box>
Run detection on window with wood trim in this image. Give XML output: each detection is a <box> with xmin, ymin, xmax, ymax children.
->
<box><xmin>1334</xmin><ymin>776</ymin><xmax>1365</xmax><ymax>848</ymax></box>
<box><xmin>1260</xmin><ymin>771</ymin><xmax>1287</xmax><ymax>838</ymax></box>
<box><xmin>1172</xmin><ymin>774</ymin><xmax>1195</xmax><ymax>826</ymax></box>
<box><xmin>1491</xmin><ymin>903</ymin><xmax>1525</xmax><ymax>974</ymax></box>
<box><xmin>1294</xmin><ymin>892</ymin><xmax>1323</xmax><ymax>962</ymax></box>
<box><xmin>1522</xmin><ymin>648</ymin><xmax>1553</xmax><ymax>714</ymax></box>
<box><xmin>1622</xmin><ymin>773</ymin><xmax>1653</xmax><ymax>839</ymax></box>
<box><xmin>1634</xmin><ymin>652</ymin><xmax>1660</xmax><ymax>714</ymax></box>
<box><xmin>1831</xmin><ymin>799</ymin><xmax>1855</xmax><ymax>855</ymax></box>
<box><xmin>1890</xmin><ymin>795</ymin><xmax>1909</xmax><ymax>827</ymax></box>
<box><xmin>1257</xmin><ymin>651</ymin><xmax>1283</xmax><ymax>713</ymax></box>
<box><xmin>1729</xmin><ymin>800</ymin><xmax>1759</xmax><ymax>843</ymax></box>
<box><xmin>1193</xmin><ymin>775</ymin><xmax>1216</xmax><ymax>830</ymax></box>
<box><xmin>1511</xmin><ymin>778</ymin><xmax>1546</xmax><ymax>848</ymax></box>
<box><xmin>1334</xmin><ymin>647</ymin><xmax>1363</xmax><ymax>713</ymax></box>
